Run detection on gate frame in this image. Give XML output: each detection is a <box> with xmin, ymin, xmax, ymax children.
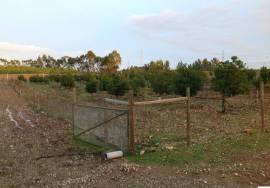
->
<box><xmin>72</xmin><ymin>103</ymin><xmax>129</xmax><ymax>150</ymax></box>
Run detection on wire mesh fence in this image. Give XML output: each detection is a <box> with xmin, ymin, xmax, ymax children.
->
<box><xmin>133</xmin><ymin>90</ymin><xmax>265</xmax><ymax>150</ymax></box>
<box><xmin>134</xmin><ymin>101</ymin><xmax>187</xmax><ymax>146</ymax></box>
<box><xmin>9</xmin><ymin>80</ymin><xmax>129</xmax><ymax>151</ymax></box>
<box><xmin>73</xmin><ymin>104</ymin><xmax>129</xmax><ymax>151</ymax></box>
<box><xmin>8</xmin><ymin>79</ymin><xmax>269</xmax><ymax>153</ymax></box>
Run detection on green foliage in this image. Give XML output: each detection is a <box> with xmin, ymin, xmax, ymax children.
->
<box><xmin>29</xmin><ymin>75</ymin><xmax>48</xmax><ymax>83</ymax></box>
<box><xmin>245</xmin><ymin>69</ymin><xmax>257</xmax><ymax>82</ymax></box>
<box><xmin>212</xmin><ymin>57</ymin><xmax>250</xmax><ymax>96</ymax></box>
<box><xmin>60</xmin><ymin>75</ymin><xmax>75</xmax><ymax>88</ymax></box>
<box><xmin>144</xmin><ymin>60</ymin><xmax>174</xmax><ymax>95</ymax></box>
<box><xmin>74</xmin><ymin>73</ymin><xmax>95</xmax><ymax>82</ymax></box>
<box><xmin>85</xmin><ymin>78</ymin><xmax>98</xmax><ymax>93</ymax></box>
<box><xmin>174</xmin><ymin>67</ymin><xmax>206</xmax><ymax>96</ymax></box>
<box><xmin>17</xmin><ymin>75</ymin><xmax>26</xmax><ymax>82</ymax></box>
<box><xmin>100</xmin><ymin>50</ymin><xmax>121</xmax><ymax>74</ymax></box>
<box><xmin>99</xmin><ymin>74</ymin><xmax>112</xmax><ymax>91</ymax></box>
<box><xmin>107</xmin><ymin>74</ymin><xmax>129</xmax><ymax>96</ymax></box>
<box><xmin>260</xmin><ymin>66</ymin><xmax>269</xmax><ymax>84</ymax></box>
<box><xmin>0</xmin><ymin>66</ymin><xmax>77</xmax><ymax>74</ymax></box>
<box><xmin>48</xmin><ymin>74</ymin><xmax>61</xmax><ymax>82</ymax></box>
<box><xmin>126</xmin><ymin>70</ymin><xmax>147</xmax><ymax>96</ymax></box>
<box><xmin>149</xmin><ymin>70</ymin><xmax>175</xmax><ymax>95</ymax></box>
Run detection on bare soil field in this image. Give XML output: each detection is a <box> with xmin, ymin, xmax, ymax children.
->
<box><xmin>1</xmin><ymin>81</ymin><xmax>270</xmax><ymax>187</ymax></box>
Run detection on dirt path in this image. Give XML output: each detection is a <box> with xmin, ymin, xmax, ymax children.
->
<box><xmin>0</xmin><ymin>81</ymin><xmax>270</xmax><ymax>187</ymax></box>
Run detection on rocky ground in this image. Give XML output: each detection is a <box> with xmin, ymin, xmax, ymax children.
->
<box><xmin>1</xmin><ymin>81</ymin><xmax>270</xmax><ymax>188</ymax></box>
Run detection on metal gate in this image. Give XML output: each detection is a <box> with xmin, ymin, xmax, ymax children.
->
<box><xmin>73</xmin><ymin>104</ymin><xmax>129</xmax><ymax>152</ymax></box>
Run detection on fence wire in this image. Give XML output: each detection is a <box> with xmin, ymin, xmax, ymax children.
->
<box><xmin>134</xmin><ymin>101</ymin><xmax>187</xmax><ymax>146</ymax></box>
<box><xmin>9</xmin><ymin>80</ymin><xmax>269</xmax><ymax>152</ymax></box>
<box><xmin>73</xmin><ymin>104</ymin><xmax>128</xmax><ymax>151</ymax></box>
<box><xmin>10</xmin><ymin>80</ymin><xmax>129</xmax><ymax>151</ymax></box>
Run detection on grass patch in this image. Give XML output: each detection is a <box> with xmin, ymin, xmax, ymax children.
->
<box><xmin>73</xmin><ymin>137</ymin><xmax>110</xmax><ymax>153</ymax></box>
<box><xmin>127</xmin><ymin>132</ymin><xmax>270</xmax><ymax>166</ymax></box>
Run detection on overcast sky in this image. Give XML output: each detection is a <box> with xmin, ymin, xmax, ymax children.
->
<box><xmin>0</xmin><ymin>0</ymin><xmax>269</xmax><ymax>68</ymax></box>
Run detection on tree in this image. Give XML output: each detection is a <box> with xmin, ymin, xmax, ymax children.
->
<box><xmin>99</xmin><ymin>73</ymin><xmax>112</xmax><ymax>91</ymax></box>
<box><xmin>212</xmin><ymin>56</ymin><xmax>249</xmax><ymax>112</ymax></box>
<box><xmin>128</xmin><ymin>71</ymin><xmax>147</xmax><ymax>96</ymax></box>
<box><xmin>144</xmin><ymin>60</ymin><xmax>173</xmax><ymax>95</ymax></box>
<box><xmin>85</xmin><ymin>78</ymin><xmax>98</xmax><ymax>93</ymax></box>
<box><xmin>174</xmin><ymin>66</ymin><xmax>206</xmax><ymax>96</ymax></box>
<box><xmin>260</xmin><ymin>66</ymin><xmax>269</xmax><ymax>84</ymax></box>
<box><xmin>80</xmin><ymin>51</ymin><xmax>101</xmax><ymax>72</ymax></box>
<box><xmin>106</xmin><ymin>74</ymin><xmax>129</xmax><ymax>96</ymax></box>
<box><xmin>60</xmin><ymin>75</ymin><xmax>75</xmax><ymax>88</ymax></box>
<box><xmin>100</xmin><ymin>50</ymin><xmax>121</xmax><ymax>74</ymax></box>
<box><xmin>36</xmin><ymin>56</ymin><xmax>44</xmax><ymax>68</ymax></box>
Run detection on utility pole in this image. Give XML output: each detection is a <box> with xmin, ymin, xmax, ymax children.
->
<box><xmin>222</xmin><ymin>50</ymin><xmax>225</xmax><ymax>61</ymax></box>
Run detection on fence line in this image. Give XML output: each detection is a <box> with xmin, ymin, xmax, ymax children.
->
<box><xmin>8</xmin><ymin>79</ymin><xmax>268</xmax><ymax>154</ymax></box>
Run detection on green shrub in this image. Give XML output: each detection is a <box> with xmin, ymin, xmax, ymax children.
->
<box><xmin>212</xmin><ymin>59</ymin><xmax>249</xmax><ymax>96</ymax></box>
<box><xmin>29</xmin><ymin>75</ymin><xmax>45</xmax><ymax>83</ymax></box>
<box><xmin>48</xmin><ymin>74</ymin><xmax>61</xmax><ymax>82</ymax></box>
<box><xmin>75</xmin><ymin>73</ymin><xmax>96</xmax><ymax>82</ymax></box>
<box><xmin>107</xmin><ymin>74</ymin><xmax>129</xmax><ymax>96</ymax></box>
<box><xmin>148</xmin><ymin>70</ymin><xmax>175</xmax><ymax>95</ymax></box>
<box><xmin>60</xmin><ymin>75</ymin><xmax>75</xmax><ymax>88</ymax></box>
<box><xmin>17</xmin><ymin>75</ymin><xmax>27</xmax><ymax>82</ymax></box>
<box><xmin>99</xmin><ymin>74</ymin><xmax>112</xmax><ymax>91</ymax></box>
<box><xmin>85</xmin><ymin>79</ymin><xmax>98</xmax><ymax>93</ymax></box>
<box><xmin>129</xmin><ymin>72</ymin><xmax>146</xmax><ymax>96</ymax></box>
<box><xmin>260</xmin><ymin>66</ymin><xmax>269</xmax><ymax>84</ymax></box>
<box><xmin>174</xmin><ymin>68</ymin><xmax>206</xmax><ymax>96</ymax></box>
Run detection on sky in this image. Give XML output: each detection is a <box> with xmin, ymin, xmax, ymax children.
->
<box><xmin>0</xmin><ymin>0</ymin><xmax>269</xmax><ymax>68</ymax></box>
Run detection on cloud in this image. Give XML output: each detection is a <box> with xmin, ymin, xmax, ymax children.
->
<box><xmin>253</xmin><ymin>0</ymin><xmax>270</xmax><ymax>35</ymax></box>
<box><xmin>129</xmin><ymin>0</ymin><xmax>270</xmax><ymax>64</ymax></box>
<box><xmin>0</xmin><ymin>42</ymin><xmax>51</xmax><ymax>60</ymax></box>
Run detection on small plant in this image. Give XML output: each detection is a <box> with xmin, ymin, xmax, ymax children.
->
<box><xmin>29</xmin><ymin>75</ymin><xmax>43</xmax><ymax>82</ymax></box>
<box><xmin>48</xmin><ymin>74</ymin><xmax>61</xmax><ymax>82</ymax></box>
<box><xmin>75</xmin><ymin>73</ymin><xmax>96</xmax><ymax>82</ymax></box>
<box><xmin>85</xmin><ymin>79</ymin><xmax>98</xmax><ymax>93</ymax></box>
<box><xmin>60</xmin><ymin>75</ymin><xmax>75</xmax><ymax>88</ymax></box>
<box><xmin>99</xmin><ymin>74</ymin><xmax>112</xmax><ymax>91</ymax></box>
<box><xmin>107</xmin><ymin>74</ymin><xmax>129</xmax><ymax>96</ymax></box>
<box><xmin>18</xmin><ymin>75</ymin><xmax>27</xmax><ymax>82</ymax></box>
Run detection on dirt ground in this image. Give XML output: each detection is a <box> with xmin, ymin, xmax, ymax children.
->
<box><xmin>1</xmin><ymin>81</ymin><xmax>270</xmax><ymax>188</ymax></box>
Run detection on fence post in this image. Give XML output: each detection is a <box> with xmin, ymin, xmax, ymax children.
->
<box><xmin>221</xmin><ymin>93</ymin><xmax>226</xmax><ymax>113</ymax></box>
<box><xmin>46</xmin><ymin>90</ymin><xmax>49</xmax><ymax>117</ymax></box>
<box><xmin>72</xmin><ymin>87</ymin><xmax>77</xmax><ymax>138</ymax></box>
<box><xmin>186</xmin><ymin>87</ymin><xmax>191</xmax><ymax>147</ymax></box>
<box><xmin>260</xmin><ymin>81</ymin><xmax>265</xmax><ymax>133</ymax></box>
<box><xmin>73</xmin><ymin>87</ymin><xmax>77</xmax><ymax>103</ymax></box>
<box><xmin>128</xmin><ymin>90</ymin><xmax>135</xmax><ymax>153</ymax></box>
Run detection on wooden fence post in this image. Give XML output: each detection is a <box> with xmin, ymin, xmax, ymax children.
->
<box><xmin>186</xmin><ymin>87</ymin><xmax>191</xmax><ymax>147</ymax></box>
<box><xmin>221</xmin><ymin>93</ymin><xmax>226</xmax><ymax>113</ymax></box>
<box><xmin>72</xmin><ymin>87</ymin><xmax>77</xmax><ymax>138</ymax></box>
<box><xmin>73</xmin><ymin>87</ymin><xmax>77</xmax><ymax>103</ymax></box>
<box><xmin>260</xmin><ymin>81</ymin><xmax>265</xmax><ymax>133</ymax></box>
<box><xmin>128</xmin><ymin>90</ymin><xmax>135</xmax><ymax>153</ymax></box>
<box><xmin>46</xmin><ymin>90</ymin><xmax>49</xmax><ymax>117</ymax></box>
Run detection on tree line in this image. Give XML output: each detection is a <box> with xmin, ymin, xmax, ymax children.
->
<box><xmin>1</xmin><ymin>51</ymin><xmax>268</xmax><ymax>112</ymax></box>
<box><xmin>0</xmin><ymin>50</ymin><xmax>122</xmax><ymax>73</ymax></box>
